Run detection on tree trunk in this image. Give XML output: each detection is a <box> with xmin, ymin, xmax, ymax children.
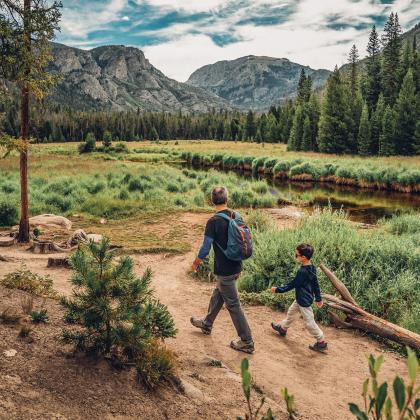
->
<box><xmin>320</xmin><ymin>264</ymin><xmax>420</xmax><ymax>351</ymax></box>
<box><xmin>17</xmin><ymin>0</ymin><xmax>31</xmax><ymax>243</ymax></box>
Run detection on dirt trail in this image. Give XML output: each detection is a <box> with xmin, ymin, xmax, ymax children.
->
<box><xmin>0</xmin><ymin>212</ymin><xmax>408</xmax><ymax>419</ymax></box>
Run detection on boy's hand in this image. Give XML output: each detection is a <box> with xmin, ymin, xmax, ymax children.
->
<box><xmin>315</xmin><ymin>300</ymin><xmax>324</xmax><ymax>308</ymax></box>
<box><xmin>271</xmin><ymin>287</ymin><xmax>277</xmax><ymax>294</ymax></box>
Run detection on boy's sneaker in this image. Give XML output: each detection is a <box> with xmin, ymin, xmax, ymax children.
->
<box><xmin>190</xmin><ymin>317</ymin><xmax>211</xmax><ymax>335</ymax></box>
<box><xmin>230</xmin><ymin>339</ymin><xmax>255</xmax><ymax>354</ymax></box>
<box><xmin>309</xmin><ymin>341</ymin><xmax>328</xmax><ymax>352</ymax></box>
<box><xmin>271</xmin><ymin>322</ymin><xmax>287</xmax><ymax>337</ymax></box>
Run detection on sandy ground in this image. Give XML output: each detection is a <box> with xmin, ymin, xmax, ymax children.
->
<box><xmin>0</xmin><ymin>211</ymin><xmax>408</xmax><ymax>419</ymax></box>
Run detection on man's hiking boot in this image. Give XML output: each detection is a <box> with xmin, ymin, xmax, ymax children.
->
<box><xmin>190</xmin><ymin>317</ymin><xmax>211</xmax><ymax>335</ymax></box>
<box><xmin>271</xmin><ymin>322</ymin><xmax>287</xmax><ymax>337</ymax></box>
<box><xmin>230</xmin><ymin>339</ymin><xmax>255</xmax><ymax>354</ymax></box>
<box><xmin>309</xmin><ymin>341</ymin><xmax>328</xmax><ymax>352</ymax></box>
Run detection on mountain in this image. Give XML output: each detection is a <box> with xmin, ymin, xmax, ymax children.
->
<box><xmin>46</xmin><ymin>43</ymin><xmax>232</xmax><ymax>112</ymax></box>
<box><xmin>186</xmin><ymin>55</ymin><xmax>331</xmax><ymax>111</ymax></box>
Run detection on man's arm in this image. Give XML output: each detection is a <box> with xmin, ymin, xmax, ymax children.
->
<box><xmin>192</xmin><ymin>236</ymin><xmax>214</xmax><ymax>271</ymax></box>
<box><xmin>192</xmin><ymin>219</ymin><xmax>215</xmax><ymax>272</ymax></box>
<box><xmin>313</xmin><ymin>272</ymin><xmax>322</xmax><ymax>303</ymax></box>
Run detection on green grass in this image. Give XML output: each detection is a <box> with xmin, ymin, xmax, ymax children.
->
<box><xmin>237</xmin><ymin>208</ymin><xmax>420</xmax><ymax>333</ymax></box>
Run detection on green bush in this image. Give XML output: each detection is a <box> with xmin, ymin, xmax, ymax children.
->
<box><xmin>0</xmin><ymin>201</ymin><xmax>18</xmax><ymax>226</ymax></box>
<box><xmin>381</xmin><ymin>213</ymin><xmax>420</xmax><ymax>235</ymax></box>
<box><xmin>78</xmin><ymin>132</ymin><xmax>96</xmax><ymax>154</ymax></box>
<box><xmin>31</xmin><ymin>309</ymin><xmax>49</xmax><ymax>324</ymax></box>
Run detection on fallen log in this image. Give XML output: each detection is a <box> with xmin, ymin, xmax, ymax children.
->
<box><xmin>320</xmin><ymin>264</ymin><xmax>420</xmax><ymax>350</ymax></box>
<box><xmin>28</xmin><ymin>241</ymin><xmax>68</xmax><ymax>254</ymax></box>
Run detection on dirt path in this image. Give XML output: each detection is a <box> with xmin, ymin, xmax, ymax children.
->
<box><xmin>0</xmin><ymin>212</ymin><xmax>408</xmax><ymax>419</ymax></box>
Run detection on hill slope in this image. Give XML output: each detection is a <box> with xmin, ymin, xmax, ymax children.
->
<box><xmin>47</xmin><ymin>43</ymin><xmax>232</xmax><ymax>112</ymax></box>
<box><xmin>186</xmin><ymin>55</ymin><xmax>331</xmax><ymax>111</ymax></box>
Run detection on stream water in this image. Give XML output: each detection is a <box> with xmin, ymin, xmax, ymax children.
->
<box><xmin>185</xmin><ymin>164</ymin><xmax>420</xmax><ymax>224</ymax></box>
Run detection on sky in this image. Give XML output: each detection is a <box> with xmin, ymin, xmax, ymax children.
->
<box><xmin>57</xmin><ymin>0</ymin><xmax>420</xmax><ymax>82</ymax></box>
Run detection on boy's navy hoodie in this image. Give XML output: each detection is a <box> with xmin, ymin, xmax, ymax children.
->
<box><xmin>275</xmin><ymin>264</ymin><xmax>321</xmax><ymax>307</ymax></box>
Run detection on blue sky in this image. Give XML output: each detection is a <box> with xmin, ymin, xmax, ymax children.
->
<box><xmin>57</xmin><ymin>0</ymin><xmax>420</xmax><ymax>81</ymax></box>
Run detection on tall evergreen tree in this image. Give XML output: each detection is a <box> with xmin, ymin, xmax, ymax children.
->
<box><xmin>412</xmin><ymin>35</ymin><xmax>420</xmax><ymax>93</ymax></box>
<box><xmin>365</xmin><ymin>25</ymin><xmax>382</xmax><ymax>112</ymax></box>
<box><xmin>301</xmin><ymin>115</ymin><xmax>312</xmax><ymax>151</ymax></box>
<box><xmin>348</xmin><ymin>44</ymin><xmax>359</xmax><ymax>99</ymax></box>
<box><xmin>308</xmin><ymin>93</ymin><xmax>320</xmax><ymax>151</ymax></box>
<box><xmin>394</xmin><ymin>69</ymin><xmax>417</xmax><ymax>155</ymax></box>
<box><xmin>245</xmin><ymin>110</ymin><xmax>256</xmax><ymax>140</ymax></box>
<box><xmin>379</xmin><ymin>105</ymin><xmax>396</xmax><ymax>156</ymax></box>
<box><xmin>370</xmin><ymin>94</ymin><xmax>385</xmax><ymax>154</ymax></box>
<box><xmin>318</xmin><ymin>67</ymin><xmax>351</xmax><ymax>154</ymax></box>
<box><xmin>297</xmin><ymin>69</ymin><xmax>307</xmax><ymax>103</ymax></box>
<box><xmin>357</xmin><ymin>103</ymin><xmax>371</xmax><ymax>156</ymax></box>
<box><xmin>381</xmin><ymin>13</ymin><xmax>402</xmax><ymax>105</ymax></box>
<box><xmin>288</xmin><ymin>105</ymin><xmax>304</xmax><ymax>151</ymax></box>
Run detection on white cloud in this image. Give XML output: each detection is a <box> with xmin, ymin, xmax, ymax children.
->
<box><xmin>137</xmin><ymin>0</ymin><xmax>228</xmax><ymax>12</ymax></box>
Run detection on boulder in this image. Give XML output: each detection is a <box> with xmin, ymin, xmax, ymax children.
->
<box><xmin>26</xmin><ymin>214</ymin><xmax>72</xmax><ymax>230</ymax></box>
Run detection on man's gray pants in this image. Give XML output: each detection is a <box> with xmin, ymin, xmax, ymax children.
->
<box><xmin>203</xmin><ymin>274</ymin><xmax>253</xmax><ymax>342</ymax></box>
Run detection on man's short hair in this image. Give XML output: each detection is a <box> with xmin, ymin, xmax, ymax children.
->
<box><xmin>211</xmin><ymin>186</ymin><xmax>228</xmax><ymax>205</ymax></box>
<box><xmin>296</xmin><ymin>243</ymin><xmax>314</xmax><ymax>260</ymax></box>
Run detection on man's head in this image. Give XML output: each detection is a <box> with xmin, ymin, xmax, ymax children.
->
<box><xmin>295</xmin><ymin>243</ymin><xmax>314</xmax><ymax>264</ymax></box>
<box><xmin>211</xmin><ymin>186</ymin><xmax>228</xmax><ymax>206</ymax></box>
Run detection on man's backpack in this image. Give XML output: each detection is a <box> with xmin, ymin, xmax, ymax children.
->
<box><xmin>215</xmin><ymin>212</ymin><xmax>253</xmax><ymax>261</ymax></box>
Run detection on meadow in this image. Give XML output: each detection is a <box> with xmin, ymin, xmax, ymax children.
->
<box><xmin>1</xmin><ymin>142</ymin><xmax>419</xmax><ymax>335</ymax></box>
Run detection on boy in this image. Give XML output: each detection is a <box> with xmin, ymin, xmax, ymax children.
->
<box><xmin>270</xmin><ymin>243</ymin><xmax>327</xmax><ymax>352</ymax></box>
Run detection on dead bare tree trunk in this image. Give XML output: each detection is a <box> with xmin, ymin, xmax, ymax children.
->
<box><xmin>17</xmin><ymin>0</ymin><xmax>31</xmax><ymax>243</ymax></box>
<box><xmin>319</xmin><ymin>264</ymin><xmax>420</xmax><ymax>351</ymax></box>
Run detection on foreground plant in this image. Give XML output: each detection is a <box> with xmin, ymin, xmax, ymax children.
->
<box><xmin>349</xmin><ymin>348</ymin><xmax>419</xmax><ymax>419</ymax></box>
<box><xmin>61</xmin><ymin>238</ymin><xmax>177</xmax><ymax>388</ymax></box>
<box><xmin>237</xmin><ymin>358</ymin><xmax>274</xmax><ymax>420</ymax></box>
<box><xmin>281</xmin><ymin>387</ymin><xmax>296</xmax><ymax>419</ymax></box>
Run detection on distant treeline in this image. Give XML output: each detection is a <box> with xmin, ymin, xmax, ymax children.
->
<box><xmin>0</xmin><ymin>13</ymin><xmax>419</xmax><ymax>156</ymax></box>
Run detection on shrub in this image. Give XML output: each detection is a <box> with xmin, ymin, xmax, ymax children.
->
<box><xmin>44</xmin><ymin>193</ymin><xmax>73</xmax><ymax>212</ymax></box>
<box><xmin>1</xmin><ymin>265</ymin><xmax>57</xmax><ymax>298</ymax></box>
<box><xmin>167</xmin><ymin>182</ymin><xmax>180</xmax><ymax>192</ymax></box>
<box><xmin>61</xmin><ymin>239</ymin><xmax>177</xmax><ymax>387</ymax></box>
<box><xmin>114</xmin><ymin>142</ymin><xmax>129</xmax><ymax>153</ymax></box>
<box><xmin>103</xmin><ymin>130</ymin><xmax>112</xmax><ymax>148</ymax></box>
<box><xmin>289</xmin><ymin>162</ymin><xmax>321</xmax><ymax>180</ymax></box>
<box><xmin>86</xmin><ymin>182</ymin><xmax>105</xmax><ymax>195</ymax></box>
<box><xmin>117</xmin><ymin>189</ymin><xmax>129</xmax><ymax>200</ymax></box>
<box><xmin>0</xmin><ymin>201</ymin><xmax>18</xmax><ymax>226</ymax></box>
<box><xmin>31</xmin><ymin>309</ymin><xmax>49</xmax><ymax>324</ymax></box>
<box><xmin>79</xmin><ymin>132</ymin><xmax>96</xmax><ymax>154</ymax></box>
<box><xmin>349</xmin><ymin>349</ymin><xmax>419</xmax><ymax>420</ymax></box>
<box><xmin>381</xmin><ymin>213</ymin><xmax>420</xmax><ymax>235</ymax></box>
<box><xmin>245</xmin><ymin>209</ymin><xmax>273</xmax><ymax>232</ymax></box>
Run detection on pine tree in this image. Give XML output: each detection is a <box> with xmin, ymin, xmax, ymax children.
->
<box><xmin>370</xmin><ymin>94</ymin><xmax>385</xmax><ymax>154</ymax></box>
<box><xmin>357</xmin><ymin>103</ymin><xmax>371</xmax><ymax>156</ymax></box>
<box><xmin>150</xmin><ymin>126</ymin><xmax>159</xmax><ymax>141</ymax></box>
<box><xmin>288</xmin><ymin>105</ymin><xmax>303</xmax><ymax>151</ymax></box>
<box><xmin>301</xmin><ymin>115</ymin><xmax>312</xmax><ymax>151</ymax></box>
<box><xmin>103</xmin><ymin>130</ymin><xmax>112</xmax><ymax>148</ymax></box>
<box><xmin>398</xmin><ymin>41</ymin><xmax>413</xmax><ymax>86</ymax></box>
<box><xmin>78</xmin><ymin>132</ymin><xmax>96</xmax><ymax>154</ymax></box>
<box><xmin>394</xmin><ymin>69</ymin><xmax>417</xmax><ymax>155</ymax></box>
<box><xmin>412</xmin><ymin>35</ymin><xmax>420</xmax><ymax>93</ymax></box>
<box><xmin>348</xmin><ymin>44</ymin><xmax>359</xmax><ymax>99</ymax></box>
<box><xmin>381</xmin><ymin>13</ymin><xmax>402</xmax><ymax>105</ymax></box>
<box><xmin>297</xmin><ymin>69</ymin><xmax>307</xmax><ymax>103</ymax></box>
<box><xmin>245</xmin><ymin>110</ymin><xmax>256</xmax><ymax>140</ymax></box>
<box><xmin>61</xmin><ymin>239</ymin><xmax>176</xmax><ymax>387</ymax></box>
<box><xmin>318</xmin><ymin>67</ymin><xmax>351</xmax><ymax>154</ymax></box>
<box><xmin>379</xmin><ymin>105</ymin><xmax>396</xmax><ymax>156</ymax></box>
<box><xmin>365</xmin><ymin>25</ymin><xmax>382</xmax><ymax>111</ymax></box>
<box><xmin>308</xmin><ymin>93</ymin><xmax>320</xmax><ymax>151</ymax></box>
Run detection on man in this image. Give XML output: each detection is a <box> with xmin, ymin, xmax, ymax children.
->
<box><xmin>190</xmin><ymin>186</ymin><xmax>254</xmax><ymax>354</ymax></box>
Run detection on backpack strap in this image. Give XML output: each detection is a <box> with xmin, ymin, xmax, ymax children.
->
<box><xmin>214</xmin><ymin>211</ymin><xmax>236</xmax><ymax>253</ymax></box>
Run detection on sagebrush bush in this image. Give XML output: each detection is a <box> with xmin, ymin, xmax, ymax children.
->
<box><xmin>0</xmin><ymin>201</ymin><xmax>18</xmax><ymax>226</ymax></box>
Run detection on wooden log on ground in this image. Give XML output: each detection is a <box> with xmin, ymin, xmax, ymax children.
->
<box><xmin>319</xmin><ymin>263</ymin><xmax>357</xmax><ymax>305</ymax></box>
<box><xmin>0</xmin><ymin>255</ymin><xmax>13</xmax><ymax>262</ymax></box>
<box><xmin>29</xmin><ymin>241</ymin><xmax>68</xmax><ymax>254</ymax></box>
<box><xmin>320</xmin><ymin>264</ymin><xmax>420</xmax><ymax>350</ymax></box>
<box><xmin>47</xmin><ymin>257</ymin><xmax>71</xmax><ymax>268</ymax></box>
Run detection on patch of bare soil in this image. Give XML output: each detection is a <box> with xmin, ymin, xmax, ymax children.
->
<box><xmin>0</xmin><ymin>209</ymin><xmax>408</xmax><ymax>419</ymax></box>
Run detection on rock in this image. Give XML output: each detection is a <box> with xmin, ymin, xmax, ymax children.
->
<box><xmin>86</xmin><ymin>234</ymin><xmax>104</xmax><ymax>243</ymax></box>
<box><xmin>100</xmin><ymin>218</ymin><xmax>107</xmax><ymax>224</ymax></box>
<box><xmin>3</xmin><ymin>349</ymin><xmax>17</xmax><ymax>357</ymax></box>
<box><xmin>267</xmin><ymin>206</ymin><xmax>304</xmax><ymax>220</ymax></box>
<box><xmin>23</xmin><ymin>214</ymin><xmax>72</xmax><ymax>230</ymax></box>
<box><xmin>0</xmin><ymin>237</ymin><xmax>14</xmax><ymax>247</ymax></box>
<box><xmin>179</xmin><ymin>378</ymin><xmax>205</xmax><ymax>400</ymax></box>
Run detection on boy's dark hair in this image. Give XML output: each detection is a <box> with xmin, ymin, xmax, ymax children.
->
<box><xmin>211</xmin><ymin>186</ymin><xmax>228</xmax><ymax>205</ymax></box>
<box><xmin>296</xmin><ymin>243</ymin><xmax>314</xmax><ymax>260</ymax></box>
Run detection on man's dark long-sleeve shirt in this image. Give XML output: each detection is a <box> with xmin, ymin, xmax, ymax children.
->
<box><xmin>275</xmin><ymin>264</ymin><xmax>321</xmax><ymax>307</ymax></box>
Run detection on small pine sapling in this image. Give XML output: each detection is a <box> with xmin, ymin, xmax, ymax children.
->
<box><xmin>281</xmin><ymin>388</ymin><xmax>296</xmax><ymax>419</ymax></box>
<box><xmin>31</xmin><ymin>309</ymin><xmax>49</xmax><ymax>324</ymax></box>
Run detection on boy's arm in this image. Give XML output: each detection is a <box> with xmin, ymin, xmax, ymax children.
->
<box><xmin>273</xmin><ymin>271</ymin><xmax>304</xmax><ymax>294</ymax></box>
<box><xmin>313</xmin><ymin>272</ymin><xmax>322</xmax><ymax>302</ymax></box>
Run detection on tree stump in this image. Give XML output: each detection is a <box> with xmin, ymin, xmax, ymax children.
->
<box><xmin>0</xmin><ymin>237</ymin><xmax>15</xmax><ymax>247</ymax></box>
<box><xmin>47</xmin><ymin>257</ymin><xmax>71</xmax><ymax>268</ymax></box>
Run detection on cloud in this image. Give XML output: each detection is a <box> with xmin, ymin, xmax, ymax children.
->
<box><xmin>57</xmin><ymin>0</ymin><xmax>420</xmax><ymax>81</ymax></box>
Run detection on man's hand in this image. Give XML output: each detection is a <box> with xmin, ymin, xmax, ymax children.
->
<box><xmin>315</xmin><ymin>300</ymin><xmax>324</xmax><ymax>308</ymax></box>
<box><xmin>271</xmin><ymin>287</ymin><xmax>277</xmax><ymax>294</ymax></box>
<box><xmin>191</xmin><ymin>257</ymin><xmax>202</xmax><ymax>273</ymax></box>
